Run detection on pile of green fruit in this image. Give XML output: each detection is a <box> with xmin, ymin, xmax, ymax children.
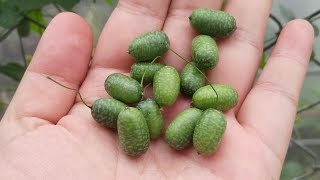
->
<box><xmin>89</xmin><ymin>8</ymin><xmax>238</xmax><ymax>157</ymax></box>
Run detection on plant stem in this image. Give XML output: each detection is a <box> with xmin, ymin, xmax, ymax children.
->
<box><xmin>169</xmin><ymin>48</ymin><xmax>219</xmax><ymax>101</ymax></box>
<box><xmin>24</xmin><ymin>16</ymin><xmax>47</xmax><ymax>29</ymax></box>
<box><xmin>305</xmin><ymin>9</ymin><xmax>320</xmax><ymax>21</ymax></box>
<box><xmin>18</xmin><ymin>34</ymin><xmax>27</xmax><ymax>68</ymax></box>
<box><xmin>46</xmin><ymin>76</ymin><xmax>92</xmax><ymax>109</ymax></box>
<box><xmin>297</xmin><ymin>100</ymin><xmax>320</xmax><ymax>114</ymax></box>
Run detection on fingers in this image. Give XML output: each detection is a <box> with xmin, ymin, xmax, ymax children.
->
<box><xmin>208</xmin><ymin>0</ymin><xmax>272</xmax><ymax>111</ymax></box>
<box><xmin>1</xmin><ymin>13</ymin><xmax>93</xmax><ymax>124</ymax></box>
<box><xmin>238</xmin><ymin>20</ymin><xmax>314</xmax><ymax>163</ymax></box>
<box><xmin>77</xmin><ymin>0</ymin><xmax>171</xmax><ymax>103</ymax></box>
<box><xmin>162</xmin><ymin>0</ymin><xmax>223</xmax><ymax>71</ymax></box>
<box><xmin>91</xmin><ymin>0</ymin><xmax>171</xmax><ymax>71</ymax></box>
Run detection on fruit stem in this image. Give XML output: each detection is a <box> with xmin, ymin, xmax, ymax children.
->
<box><xmin>46</xmin><ymin>76</ymin><xmax>92</xmax><ymax>109</ymax></box>
<box><xmin>169</xmin><ymin>48</ymin><xmax>219</xmax><ymax>101</ymax></box>
<box><xmin>140</xmin><ymin>56</ymin><xmax>161</xmax><ymax>100</ymax></box>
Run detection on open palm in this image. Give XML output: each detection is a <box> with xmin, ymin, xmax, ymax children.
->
<box><xmin>0</xmin><ymin>0</ymin><xmax>314</xmax><ymax>179</ymax></box>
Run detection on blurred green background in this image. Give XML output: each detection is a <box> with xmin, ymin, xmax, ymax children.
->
<box><xmin>0</xmin><ymin>0</ymin><xmax>319</xmax><ymax>179</ymax></box>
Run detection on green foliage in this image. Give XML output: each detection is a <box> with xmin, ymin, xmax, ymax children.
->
<box><xmin>279</xmin><ymin>4</ymin><xmax>295</xmax><ymax>22</ymax></box>
<box><xmin>280</xmin><ymin>160</ymin><xmax>305</xmax><ymax>180</ymax></box>
<box><xmin>0</xmin><ymin>62</ymin><xmax>25</xmax><ymax>81</ymax></box>
<box><xmin>0</xmin><ymin>0</ymin><xmax>79</xmax><ymax>32</ymax></box>
<box><xmin>17</xmin><ymin>19</ymin><xmax>30</xmax><ymax>37</ymax></box>
<box><xmin>259</xmin><ymin>52</ymin><xmax>267</xmax><ymax>69</ymax></box>
<box><xmin>27</xmin><ymin>10</ymin><xmax>46</xmax><ymax>35</ymax></box>
<box><xmin>104</xmin><ymin>0</ymin><xmax>113</xmax><ymax>5</ymax></box>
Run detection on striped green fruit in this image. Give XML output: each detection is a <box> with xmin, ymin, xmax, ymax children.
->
<box><xmin>105</xmin><ymin>73</ymin><xmax>143</xmax><ymax>104</ymax></box>
<box><xmin>128</xmin><ymin>30</ymin><xmax>170</xmax><ymax>62</ymax></box>
<box><xmin>193</xmin><ymin>109</ymin><xmax>226</xmax><ymax>156</ymax></box>
<box><xmin>192</xmin><ymin>84</ymin><xmax>238</xmax><ymax>111</ymax></box>
<box><xmin>117</xmin><ymin>107</ymin><xmax>150</xmax><ymax>157</ymax></box>
<box><xmin>91</xmin><ymin>98</ymin><xmax>127</xmax><ymax>129</ymax></box>
<box><xmin>137</xmin><ymin>99</ymin><xmax>164</xmax><ymax>139</ymax></box>
<box><xmin>165</xmin><ymin>108</ymin><xmax>203</xmax><ymax>150</ymax></box>
<box><xmin>131</xmin><ymin>62</ymin><xmax>165</xmax><ymax>85</ymax></box>
<box><xmin>192</xmin><ymin>35</ymin><xmax>219</xmax><ymax>70</ymax></box>
<box><xmin>189</xmin><ymin>8</ymin><xmax>236</xmax><ymax>38</ymax></box>
<box><xmin>153</xmin><ymin>66</ymin><xmax>180</xmax><ymax>107</ymax></box>
<box><xmin>180</xmin><ymin>62</ymin><xmax>206</xmax><ymax>97</ymax></box>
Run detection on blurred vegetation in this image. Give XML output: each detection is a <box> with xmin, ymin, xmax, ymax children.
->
<box><xmin>0</xmin><ymin>0</ymin><xmax>319</xmax><ymax>179</ymax></box>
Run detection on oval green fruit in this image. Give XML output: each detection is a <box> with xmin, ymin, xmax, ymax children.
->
<box><xmin>189</xmin><ymin>8</ymin><xmax>236</xmax><ymax>38</ymax></box>
<box><xmin>131</xmin><ymin>62</ymin><xmax>165</xmax><ymax>85</ymax></box>
<box><xmin>137</xmin><ymin>99</ymin><xmax>164</xmax><ymax>139</ymax></box>
<box><xmin>153</xmin><ymin>66</ymin><xmax>180</xmax><ymax>107</ymax></box>
<box><xmin>165</xmin><ymin>108</ymin><xmax>202</xmax><ymax>150</ymax></box>
<box><xmin>193</xmin><ymin>109</ymin><xmax>226</xmax><ymax>156</ymax></box>
<box><xmin>180</xmin><ymin>62</ymin><xmax>206</xmax><ymax>97</ymax></box>
<box><xmin>117</xmin><ymin>107</ymin><xmax>150</xmax><ymax>157</ymax></box>
<box><xmin>128</xmin><ymin>30</ymin><xmax>170</xmax><ymax>62</ymax></box>
<box><xmin>91</xmin><ymin>98</ymin><xmax>127</xmax><ymax>129</ymax></box>
<box><xmin>192</xmin><ymin>35</ymin><xmax>219</xmax><ymax>70</ymax></box>
<box><xmin>105</xmin><ymin>73</ymin><xmax>143</xmax><ymax>104</ymax></box>
<box><xmin>192</xmin><ymin>84</ymin><xmax>238</xmax><ymax>111</ymax></box>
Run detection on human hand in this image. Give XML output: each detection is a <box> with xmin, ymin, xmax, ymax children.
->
<box><xmin>0</xmin><ymin>0</ymin><xmax>314</xmax><ymax>179</ymax></box>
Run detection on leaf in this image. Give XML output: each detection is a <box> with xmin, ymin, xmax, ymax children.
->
<box><xmin>27</xmin><ymin>10</ymin><xmax>46</xmax><ymax>35</ymax></box>
<box><xmin>311</xmin><ymin>23</ymin><xmax>319</xmax><ymax>37</ymax></box>
<box><xmin>0</xmin><ymin>62</ymin><xmax>25</xmax><ymax>81</ymax></box>
<box><xmin>54</xmin><ymin>0</ymin><xmax>80</xmax><ymax>10</ymax></box>
<box><xmin>294</xmin><ymin>115</ymin><xmax>301</xmax><ymax>125</ymax></box>
<box><xmin>259</xmin><ymin>52</ymin><xmax>267</xmax><ymax>69</ymax></box>
<box><xmin>17</xmin><ymin>19</ymin><xmax>30</xmax><ymax>37</ymax></box>
<box><xmin>279</xmin><ymin>4</ymin><xmax>295</xmax><ymax>22</ymax></box>
<box><xmin>104</xmin><ymin>0</ymin><xmax>113</xmax><ymax>4</ymax></box>
<box><xmin>0</xmin><ymin>3</ymin><xmax>22</xmax><ymax>28</ymax></box>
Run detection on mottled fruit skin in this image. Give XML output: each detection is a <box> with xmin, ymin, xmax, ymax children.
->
<box><xmin>153</xmin><ymin>66</ymin><xmax>180</xmax><ymax>107</ymax></box>
<box><xmin>165</xmin><ymin>108</ymin><xmax>202</xmax><ymax>150</ymax></box>
<box><xmin>105</xmin><ymin>73</ymin><xmax>143</xmax><ymax>104</ymax></box>
<box><xmin>192</xmin><ymin>84</ymin><xmax>238</xmax><ymax>111</ymax></box>
<box><xmin>128</xmin><ymin>30</ymin><xmax>170</xmax><ymax>62</ymax></box>
<box><xmin>189</xmin><ymin>8</ymin><xmax>236</xmax><ymax>38</ymax></box>
<box><xmin>131</xmin><ymin>62</ymin><xmax>165</xmax><ymax>85</ymax></box>
<box><xmin>117</xmin><ymin>107</ymin><xmax>150</xmax><ymax>156</ymax></box>
<box><xmin>193</xmin><ymin>109</ymin><xmax>226</xmax><ymax>156</ymax></box>
<box><xmin>91</xmin><ymin>98</ymin><xmax>127</xmax><ymax>129</ymax></box>
<box><xmin>137</xmin><ymin>99</ymin><xmax>164</xmax><ymax>139</ymax></box>
<box><xmin>180</xmin><ymin>63</ymin><xmax>206</xmax><ymax>97</ymax></box>
<box><xmin>192</xmin><ymin>35</ymin><xmax>219</xmax><ymax>70</ymax></box>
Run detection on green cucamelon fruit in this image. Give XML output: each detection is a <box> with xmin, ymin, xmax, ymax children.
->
<box><xmin>192</xmin><ymin>84</ymin><xmax>238</xmax><ymax>111</ymax></box>
<box><xmin>189</xmin><ymin>8</ymin><xmax>236</xmax><ymax>38</ymax></box>
<box><xmin>91</xmin><ymin>98</ymin><xmax>127</xmax><ymax>129</ymax></box>
<box><xmin>180</xmin><ymin>62</ymin><xmax>206</xmax><ymax>97</ymax></box>
<box><xmin>131</xmin><ymin>62</ymin><xmax>165</xmax><ymax>85</ymax></box>
<box><xmin>128</xmin><ymin>30</ymin><xmax>170</xmax><ymax>62</ymax></box>
<box><xmin>105</xmin><ymin>73</ymin><xmax>143</xmax><ymax>104</ymax></box>
<box><xmin>193</xmin><ymin>109</ymin><xmax>226</xmax><ymax>156</ymax></box>
<box><xmin>117</xmin><ymin>107</ymin><xmax>150</xmax><ymax>157</ymax></box>
<box><xmin>153</xmin><ymin>66</ymin><xmax>180</xmax><ymax>107</ymax></box>
<box><xmin>137</xmin><ymin>99</ymin><xmax>164</xmax><ymax>139</ymax></box>
<box><xmin>192</xmin><ymin>35</ymin><xmax>219</xmax><ymax>70</ymax></box>
<box><xmin>165</xmin><ymin>108</ymin><xmax>203</xmax><ymax>150</ymax></box>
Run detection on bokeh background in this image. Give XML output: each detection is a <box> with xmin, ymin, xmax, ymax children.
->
<box><xmin>0</xmin><ymin>0</ymin><xmax>319</xmax><ymax>179</ymax></box>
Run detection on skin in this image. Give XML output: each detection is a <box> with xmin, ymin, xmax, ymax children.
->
<box><xmin>0</xmin><ymin>0</ymin><xmax>314</xmax><ymax>179</ymax></box>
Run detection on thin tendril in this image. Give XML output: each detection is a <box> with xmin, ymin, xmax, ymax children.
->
<box><xmin>46</xmin><ymin>76</ymin><xmax>92</xmax><ymax>109</ymax></box>
<box><xmin>169</xmin><ymin>48</ymin><xmax>219</xmax><ymax>101</ymax></box>
<box><xmin>139</xmin><ymin>56</ymin><xmax>161</xmax><ymax>100</ymax></box>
